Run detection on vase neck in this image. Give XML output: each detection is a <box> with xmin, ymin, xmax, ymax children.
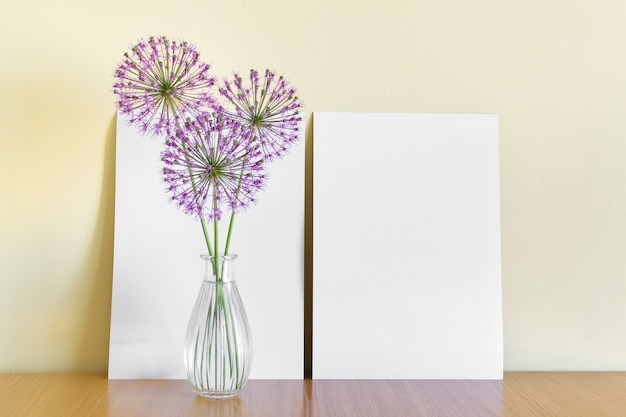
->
<box><xmin>201</xmin><ymin>254</ymin><xmax>237</xmax><ymax>283</ymax></box>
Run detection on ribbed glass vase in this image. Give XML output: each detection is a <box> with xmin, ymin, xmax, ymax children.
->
<box><xmin>184</xmin><ymin>254</ymin><xmax>252</xmax><ymax>399</ymax></box>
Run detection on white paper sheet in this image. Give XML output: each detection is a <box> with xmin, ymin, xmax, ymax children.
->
<box><xmin>109</xmin><ymin>112</ymin><xmax>304</xmax><ymax>379</ymax></box>
<box><xmin>312</xmin><ymin>112</ymin><xmax>502</xmax><ymax>379</ymax></box>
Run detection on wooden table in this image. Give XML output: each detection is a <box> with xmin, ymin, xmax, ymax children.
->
<box><xmin>1</xmin><ymin>373</ymin><xmax>625</xmax><ymax>416</ymax></box>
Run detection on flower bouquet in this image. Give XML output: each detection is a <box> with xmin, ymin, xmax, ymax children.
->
<box><xmin>113</xmin><ymin>35</ymin><xmax>303</xmax><ymax>398</ymax></box>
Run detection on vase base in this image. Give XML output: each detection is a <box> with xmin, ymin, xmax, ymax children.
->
<box><xmin>195</xmin><ymin>389</ymin><xmax>241</xmax><ymax>399</ymax></box>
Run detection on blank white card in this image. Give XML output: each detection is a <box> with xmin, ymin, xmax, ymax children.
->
<box><xmin>313</xmin><ymin>112</ymin><xmax>502</xmax><ymax>379</ymax></box>
<box><xmin>109</xmin><ymin>112</ymin><xmax>304</xmax><ymax>379</ymax></box>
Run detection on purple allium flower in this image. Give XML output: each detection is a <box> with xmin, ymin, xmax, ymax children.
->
<box><xmin>218</xmin><ymin>69</ymin><xmax>303</xmax><ymax>161</ymax></box>
<box><xmin>161</xmin><ymin>112</ymin><xmax>266</xmax><ymax>222</ymax></box>
<box><xmin>113</xmin><ymin>36</ymin><xmax>216</xmax><ymax>137</ymax></box>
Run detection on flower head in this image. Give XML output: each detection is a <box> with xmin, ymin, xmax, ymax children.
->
<box><xmin>113</xmin><ymin>36</ymin><xmax>216</xmax><ymax>137</ymax></box>
<box><xmin>161</xmin><ymin>112</ymin><xmax>266</xmax><ymax>221</ymax></box>
<box><xmin>218</xmin><ymin>69</ymin><xmax>303</xmax><ymax>161</ymax></box>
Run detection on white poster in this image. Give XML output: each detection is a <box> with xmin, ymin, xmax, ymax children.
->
<box><xmin>313</xmin><ymin>112</ymin><xmax>502</xmax><ymax>379</ymax></box>
<box><xmin>109</xmin><ymin>112</ymin><xmax>304</xmax><ymax>379</ymax></box>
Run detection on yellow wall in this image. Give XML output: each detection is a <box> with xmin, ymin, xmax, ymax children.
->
<box><xmin>1</xmin><ymin>0</ymin><xmax>625</xmax><ymax>372</ymax></box>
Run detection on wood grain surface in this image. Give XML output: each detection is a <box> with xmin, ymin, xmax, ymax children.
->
<box><xmin>1</xmin><ymin>373</ymin><xmax>625</xmax><ymax>416</ymax></box>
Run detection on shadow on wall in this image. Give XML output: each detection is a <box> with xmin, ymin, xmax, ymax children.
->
<box><xmin>303</xmin><ymin>115</ymin><xmax>313</xmax><ymax>379</ymax></box>
<box><xmin>73</xmin><ymin>113</ymin><xmax>117</xmax><ymax>371</ymax></box>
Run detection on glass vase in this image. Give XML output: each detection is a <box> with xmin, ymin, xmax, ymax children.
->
<box><xmin>184</xmin><ymin>254</ymin><xmax>252</xmax><ymax>399</ymax></box>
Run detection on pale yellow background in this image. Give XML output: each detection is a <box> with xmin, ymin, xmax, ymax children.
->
<box><xmin>1</xmin><ymin>0</ymin><xmax>625</xmax><ymax>372</ymax></box>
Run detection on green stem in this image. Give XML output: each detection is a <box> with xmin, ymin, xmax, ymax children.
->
<box><xmin>223</xmin><ymin>213</ymin><xmax>236</xmax><ymax>256</ymax></box>
<box><xmin>219</xmin><ymin>217</ymin><xmax>236</xmax><ymax>387</ymax></box>
<box><xmin>223</xmin><ymin>155</ymin><xmax>249</xmax><ymax>257</ymax></box>
<box><xmin>222</xmin><ymin>294</ymin><xmax>235</xmax><ymax>382</ymax></box>
<box><xmin>212</xmin><ymin>190</ymin><xmax>220</xmax><ymax>282</ymax></box>
<box><xmin>201</xmin><ymin>218</ymin><xmax>214</xmax><ymax>256</ymax></box>
<box><xmin>178</xmin><ymin>126</ymin><xmax>214</xmax><ymax>256</ymax></box>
